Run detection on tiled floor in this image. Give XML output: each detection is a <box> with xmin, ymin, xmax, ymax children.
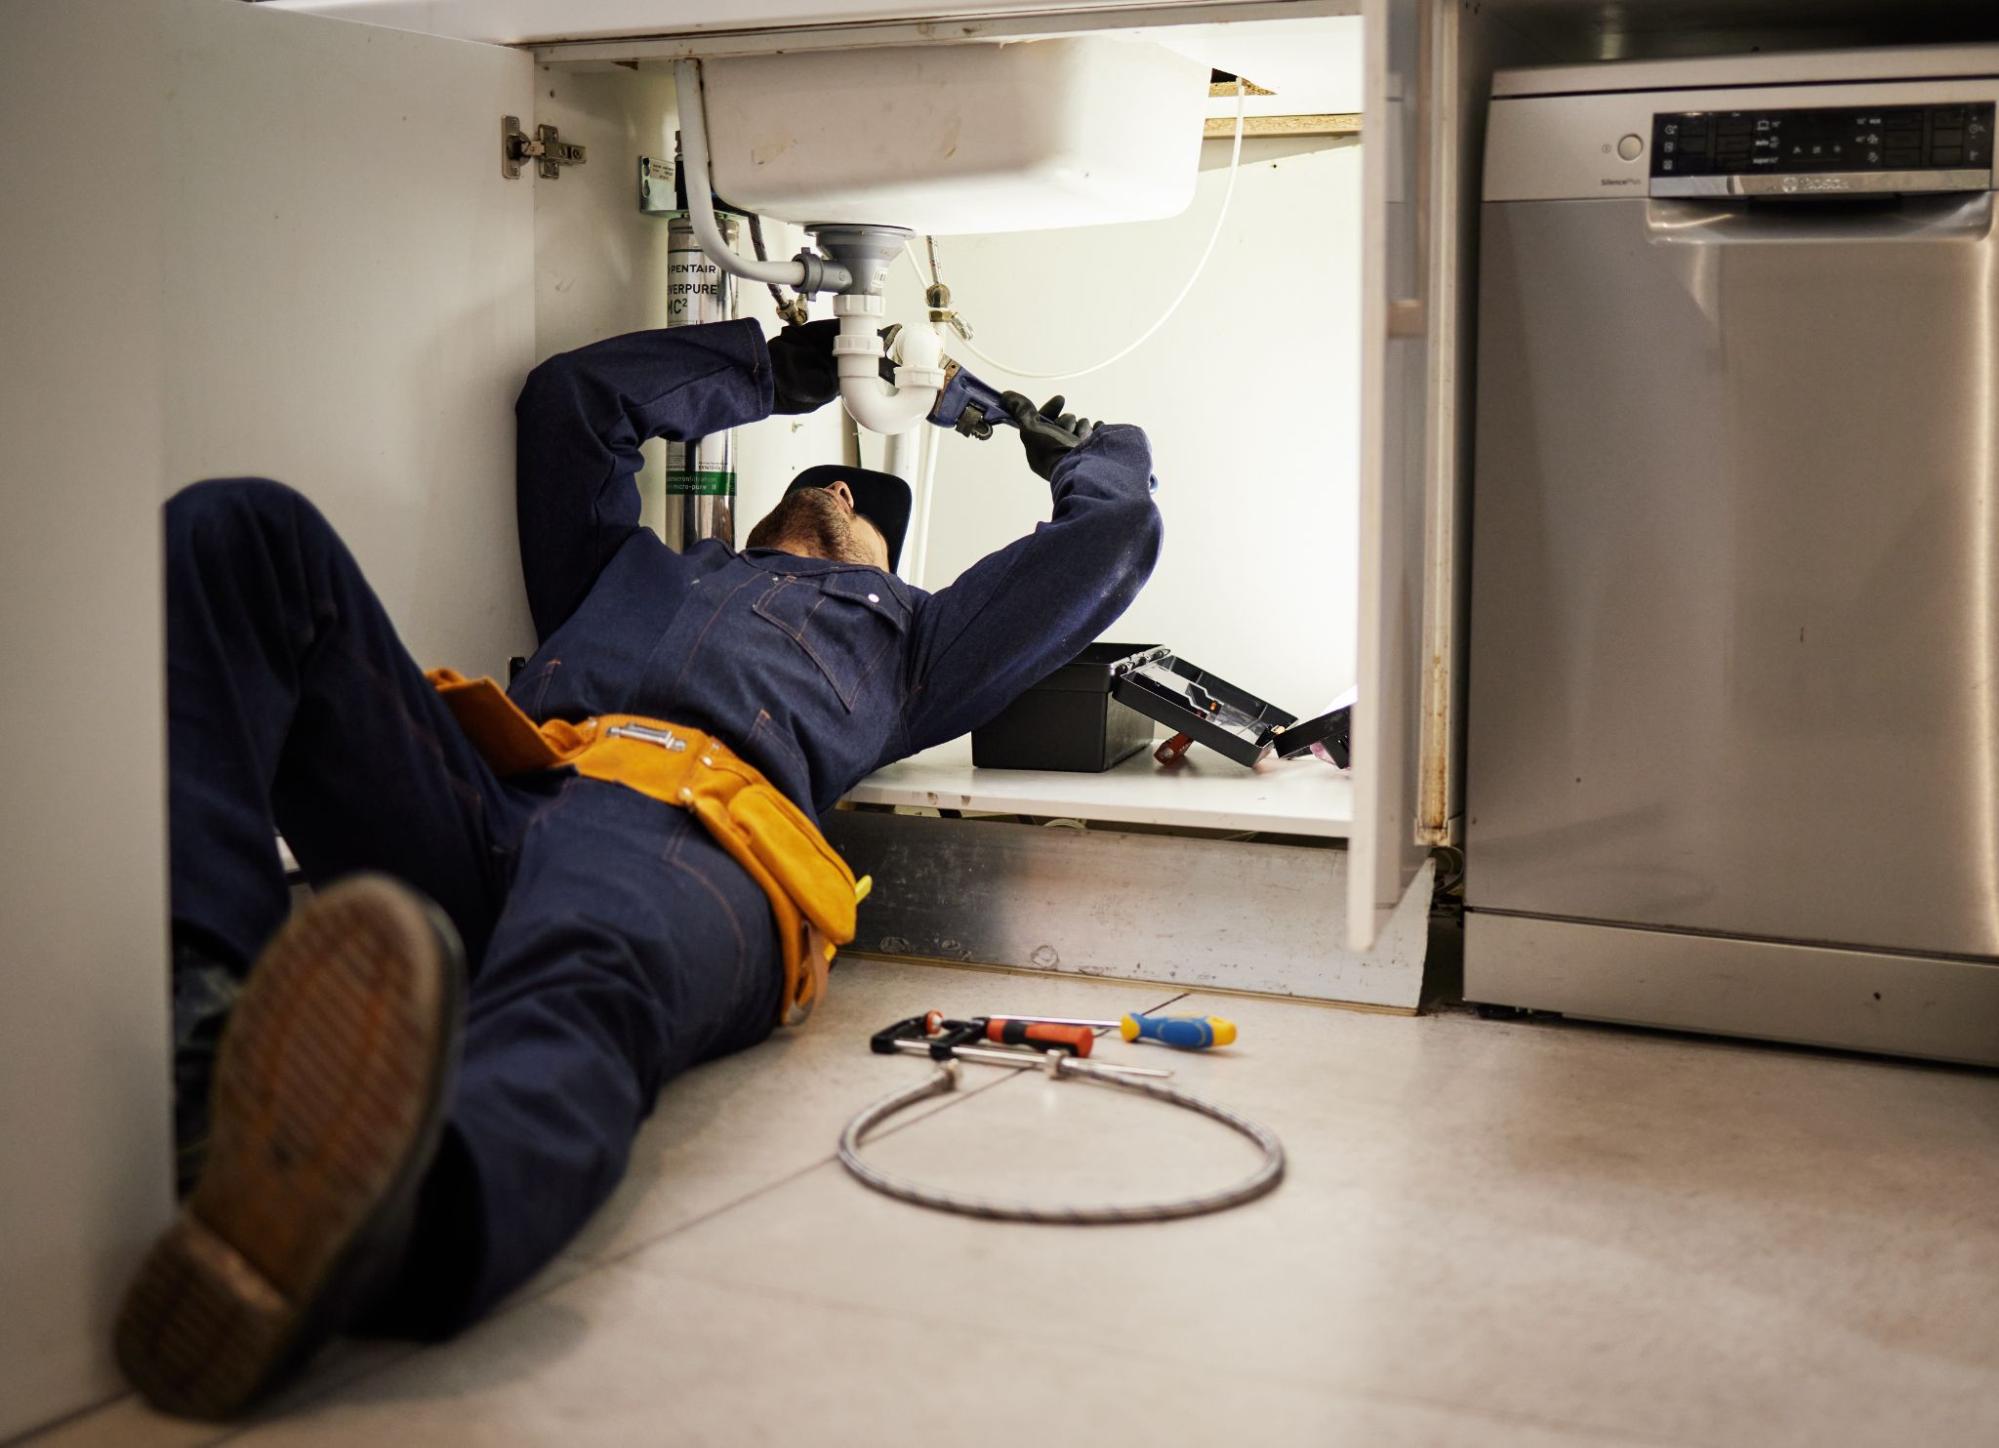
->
<box><xmin>33</xmin><ymin>958</ymin><xmax>1999</xmax><ymax>1447</ymax></box>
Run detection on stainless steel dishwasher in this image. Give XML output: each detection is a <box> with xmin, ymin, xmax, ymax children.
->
<box><xmin>1465</xmin><ymin>49</ymin><xmax>1999</xmax><ymax>1066</ymax></box>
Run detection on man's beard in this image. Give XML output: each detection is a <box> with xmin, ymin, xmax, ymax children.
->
<box><xmin>745</xmin><ymin>488</ymin><xmax>872</xmax><ymax>565</ymax></box>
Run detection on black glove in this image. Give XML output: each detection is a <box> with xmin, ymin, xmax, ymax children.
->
<box><xmin>1002</xmin><ymin>392</ymin><xmax>1095</xmax><ymax>482</ymax></box>
<box><xmin>766</xmin><ymin>320</ymin><xmax>903</xmax><ymax>416</ymax></box>
<box><xmin>766</xmin><ymin>319</ymin><xmax>841</xmax><ymax>416</ymax></box>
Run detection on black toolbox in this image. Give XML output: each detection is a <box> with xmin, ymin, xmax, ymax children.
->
<box><xmin>971</xmin><ymin>643</ymin><xmax>1168</xmax><ymax>772</ymax></box>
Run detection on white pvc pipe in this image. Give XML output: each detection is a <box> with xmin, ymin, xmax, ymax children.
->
<box><xmin>904</xmin><ymin>416</ymin><xmax>944</xmax><ymax>590</ymax></box>
<box><xmin>882</xmin><ymin>425</ymin><xmax>925</xmax><ymax>585</ymax></box>
<box><xmin>834</xmin><ymin>294</ymin><xmax>944</xmax><ymax>435</ymax></box>
<box><xmin>672</xmin><ymin>59</ymin><xmax>824</xmax><ymax>290</ymax></box>
<box><xmin>882</xmin><ymin>427</ymin><xmax>918</xmax><ymax>488</ymax></box>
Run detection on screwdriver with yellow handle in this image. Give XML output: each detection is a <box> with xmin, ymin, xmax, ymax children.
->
<box><xmin>988</xmin><ymin>1012</ymin><xmax>1237</xmax><ymax>1051</ymax></box>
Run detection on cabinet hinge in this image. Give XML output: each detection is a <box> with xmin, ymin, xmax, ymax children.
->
<box><xmin>502</xmin><ymin>117</ymin><xmax>586</xmax><ymax>180</ymax></box>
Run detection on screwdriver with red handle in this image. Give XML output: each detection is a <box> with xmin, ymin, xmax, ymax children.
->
<box><xmin>982</xmin><ymin>1017</ymin><xmax>1097</xmax><ymax>1057</ymax></box>
<box><xmin>919</xmin><ymin>1010</ymin><xmax>1096</xmax><ymax>1058</ymax></box>
<box><xmin>989</xmin><ymin>1012</ymin><xmax>1238</xmax><ymax>1051</ymax></box>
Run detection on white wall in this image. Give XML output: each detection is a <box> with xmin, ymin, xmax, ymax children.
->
<box><xmin>532</xmin><ymin>66</ymin><xmax>847</xmax><ymax>540</ymax></box>
<box><xmin>0</xmin><ymin>6</ymin><xmax>173</xmax><ymax>1435</ymax></box>
<box><xmin>880</xmin><ymin>139</ymin><xmax>1364</xmax><ymax>715</ymax></box>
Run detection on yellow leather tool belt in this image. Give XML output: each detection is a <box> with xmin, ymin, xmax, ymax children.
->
<box><xmin>426</xmin><ymin>669</ymin><xmax>867</xmax><ymax>1027</ymax></box>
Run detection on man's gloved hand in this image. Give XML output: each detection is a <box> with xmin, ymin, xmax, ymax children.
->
<box><xmin>766</xmin><ymin>320</ymin><xmax>842</xmax><ymax>416</ymax></box>
<box><xmin>767</xmin><ymin>320</ymin><xmax>902</xmax><ymax>416</ymax></box>
<box><xmin>1002</xmin><ymin>392</ymin><xmax>1095</xmax><ymax>482</ymax></box>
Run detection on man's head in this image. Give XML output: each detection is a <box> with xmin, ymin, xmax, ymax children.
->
<box><xmin>746</xmin><ymin>465</ymin><xmax>910</xmax><ymax>573</ymax></box>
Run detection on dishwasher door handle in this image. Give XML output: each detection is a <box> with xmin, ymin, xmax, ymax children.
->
<box><xmin>1645</xmin><ymin>190</ymin><xmax>1996</xmax><ymax>246</ymax></box>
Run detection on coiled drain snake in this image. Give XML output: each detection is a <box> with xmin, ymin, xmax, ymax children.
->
<box><xmin>838</xmin><ymin>1046</ymin><xmax>1286</xmax><ymax>1225</ymax></box>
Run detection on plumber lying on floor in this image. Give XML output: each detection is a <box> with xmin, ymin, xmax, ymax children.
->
<box><xmin>119</xmin><ymin>316</ymin><xmax>1162</xmax><ymax>1418</ymax></box>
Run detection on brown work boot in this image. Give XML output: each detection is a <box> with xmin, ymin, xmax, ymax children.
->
<box><xmin>115</xmin><ymin>874</ymin><xmax>465</xmax><ymax>1419</ymax></box>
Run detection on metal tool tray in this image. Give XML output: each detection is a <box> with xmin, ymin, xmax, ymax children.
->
<box><xmin>1113</xmin><ymin>656</ymin><xmax>1350</xmax><ymax>769</ymax></box>
<box><xmin>1273</xmin><ymin>705</ymin><xmax>1352</xmax><ymax>769</ymax></box>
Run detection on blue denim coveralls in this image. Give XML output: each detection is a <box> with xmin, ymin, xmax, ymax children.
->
<box><xmin>165</xmin><ymin>318</ymin><xmax>1162</xmax><ymax>1329</ymax></box>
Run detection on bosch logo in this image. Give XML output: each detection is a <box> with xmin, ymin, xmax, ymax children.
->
<box><xmin>1783</xmin><ymin>175</ymin><xmax>1852</xmax><ymax>193</ymax></box>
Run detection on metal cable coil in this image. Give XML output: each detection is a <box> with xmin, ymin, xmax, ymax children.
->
<box><xmin>837</xmin><ymin>1058</ymin><xmax>1286</xmax><ymax>1224</ymax></box>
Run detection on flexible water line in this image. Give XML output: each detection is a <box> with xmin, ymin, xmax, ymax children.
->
<box><xmin>907</xmin><ymin>79</ymin><xmax>1251</xmax><ymax>383</ymax></box>
<box><xmin>838</xmin><ymin>1056</ymin><xmax>1286</xmax><ymax>1224</ymax></box>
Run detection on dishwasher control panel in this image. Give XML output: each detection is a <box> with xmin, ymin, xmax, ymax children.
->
<box><xmin>1653</xmin><ymin>103</ymin><xmax>1994</xmax><ymax>181</ymax></box>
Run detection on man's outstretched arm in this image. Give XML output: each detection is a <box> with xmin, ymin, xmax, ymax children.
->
<box><xmin>513</xmin><ymin>319</ymin><xmax>773</xmax><ymax>642</ymax></box>
<box><xmin>898</xmin><ymin>409</ymin><xmax>1163</xmax><ymax>758</ymax></box>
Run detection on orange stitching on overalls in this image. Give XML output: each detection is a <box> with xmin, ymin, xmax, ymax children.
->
<box><xmin>662</xmin><ymin>571</ymin><xmax>764</xmax><ymax>699</ymax></box>
<box><xmin>664</xmin><ymin>849</ymin><xmax>750</xmax><ymax>976</ymax></box>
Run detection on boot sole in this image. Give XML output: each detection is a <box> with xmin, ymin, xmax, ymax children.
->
<box><xmin>116</xmin><ymin>875</ymin><xmax>463</xmax><ymax>1419</ymax></box>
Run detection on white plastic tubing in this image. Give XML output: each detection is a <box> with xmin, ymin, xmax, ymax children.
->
<box><xmin>672</xmin><ymin>58</ymin><xmax>944</xmax><ymax>434</ymax></box>
<box><xmin>672</xmin><ymin>58</ymin><xmax>823</xmax><ymax>290</ymax></box>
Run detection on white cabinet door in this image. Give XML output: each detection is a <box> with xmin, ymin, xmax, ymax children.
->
<box><xmin>1</xmin><ymin>7</ymin><xmax>172</xmax><ymax>1436</ymax></box>
<box><xmin>1350</xmin><ymin>0</ymin><xmax>1434</xmax><ymax>950</ymax></box>
<box><xmin>0</xmin><ymin>2</ymin><xmax>536</xmax><ymax>1435</ymax></box>
<box><xmin>166</xmin><ymin>0</ymin><xmax>539</xmax><ymax>673</ymax></box>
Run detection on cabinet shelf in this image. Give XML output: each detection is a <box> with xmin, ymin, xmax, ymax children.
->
<box><xmin>844</xmin><ymin>735</ymin><xmax>1354</xmax><ymax>839</ymax></box>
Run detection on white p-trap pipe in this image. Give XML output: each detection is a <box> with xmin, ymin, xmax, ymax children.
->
<box><xmin>835</xmin><ymin>294</ymin><xmax>945</xmax><ymax>435</ymax></box>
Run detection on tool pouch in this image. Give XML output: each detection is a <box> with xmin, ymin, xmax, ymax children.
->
<box><xmin>427</xmin><ymin>669</ymin><xmax>579</xmax><ymax>772</ymax></box>
<box><xmin>726</xmin><ymin>785</ymin><xmax>861</xmax><ymax>946</ymax></box>
<box><xmin>425</xmin><ymin>669</ymin><xmax>864</xmax><ymax>1026</ymax></box>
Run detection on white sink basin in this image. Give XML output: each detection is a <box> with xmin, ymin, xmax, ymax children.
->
<box><xmin>699</xmin><ymin>37</ymin><xmax>1211</xmax><ymax>236</ymax></box>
